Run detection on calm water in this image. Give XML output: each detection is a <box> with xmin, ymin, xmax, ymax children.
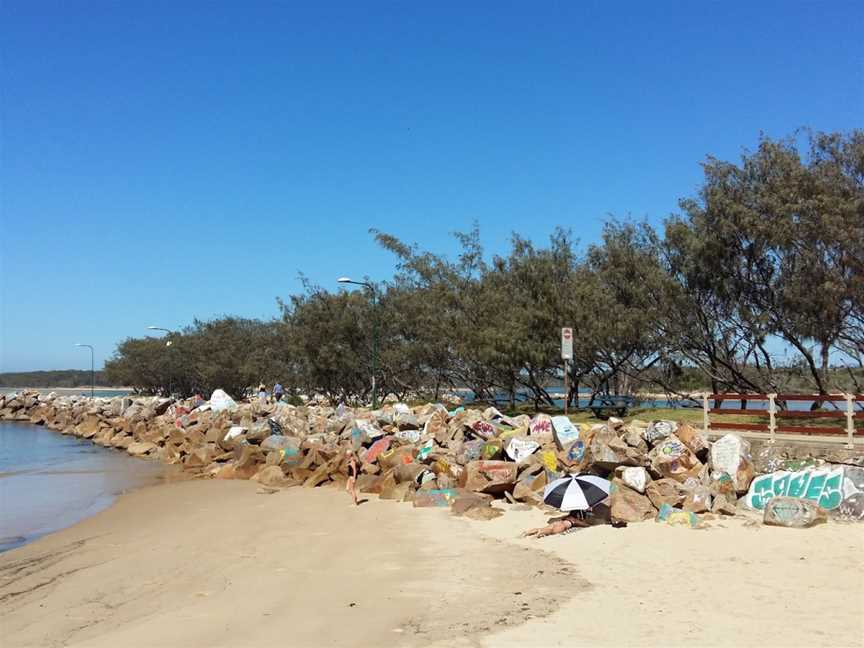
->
<box><xmin>0</xmin><ymin>388</ymin><xmax>132</xmax><ymax>398</ymax></box>
<box><xmin>0</xmin><ymin>422</ymin><xmax>166</xmax><ymax>552</ymax></box>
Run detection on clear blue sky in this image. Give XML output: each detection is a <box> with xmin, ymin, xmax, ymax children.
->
<box><xmin>1</xmin><ymin>1</ymin><xmax>861</xmax><ymax>371</ymax></box>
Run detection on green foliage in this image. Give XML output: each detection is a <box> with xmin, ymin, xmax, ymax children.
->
<box><xmin>0</xmin><ymin>370</ymin><xmax>110</xmax><ymax>388</ymax></box>
<box><xmin>104</xmin><ymin>317</ymin><xmax>288</xmax><ymax>399</ymax></box>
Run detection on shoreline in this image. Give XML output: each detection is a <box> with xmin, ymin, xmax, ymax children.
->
<box><xmin>0</xmin><ymin>421</ymin><xmax>180</xmax><ymax>553</ymax></box>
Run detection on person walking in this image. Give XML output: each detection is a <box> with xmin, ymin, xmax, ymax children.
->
<box><xmin>346</xmin><ymin>449</ymin><xmax>359</xmax><ymax>506</ymax></box>
<box><xmin>273</xmin><ymin>382</ymin><xmax>284</xmax><ymax>402</ymax></box>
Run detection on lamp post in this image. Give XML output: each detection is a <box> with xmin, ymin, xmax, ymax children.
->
<box><xmin>337</xmin><ymin>277</ymin><xmax>379</xmax><ymax>409</ymax></box>
<box><xmin>74</xmin><ymin>344</ymin><xmax>95</xmax><ymax>398</ymax></box>
<box><xmin>147</xmin><ymin>326</ymin><xmax>175</xmax><ymax>396</ymax></box>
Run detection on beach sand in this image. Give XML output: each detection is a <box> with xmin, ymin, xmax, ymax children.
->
<box><xmin>1</xmin><ymin>480</ymin><xmax>862</xmax><ymax>647</ymax></box>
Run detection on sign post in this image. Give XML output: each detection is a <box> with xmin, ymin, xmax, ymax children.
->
<box><xmin>561</xmin><ymin>328</ymin><xmax>573</xmax><ymax>415</ymax></box>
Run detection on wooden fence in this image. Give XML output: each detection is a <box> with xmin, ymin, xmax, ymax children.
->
<box><xmin>701</xmin><ymin>393</ymin><xmax>862</xmax><ymax>449</ymax></box>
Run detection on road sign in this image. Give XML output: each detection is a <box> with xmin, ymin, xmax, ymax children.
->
<box><xmin>561</xmin><ymin>327</ymin><xmax>573</xmax><ymax>360</ymax></box>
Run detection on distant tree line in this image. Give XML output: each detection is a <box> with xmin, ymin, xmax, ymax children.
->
<box><xmin>105</xmin><ymin>130</ymin><xmax>864</xmax><ymax>406</ymax></box>
<box><xmin>0</xmin><ymin>370</ymin><xmax>110</xmax><ymax>388</ymax></box>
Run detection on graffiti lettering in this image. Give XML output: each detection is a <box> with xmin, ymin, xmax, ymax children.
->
<box><xmin>745</xmin><ymin>467</ymin><xmax>846</xmax><ymax>510</ymax></box>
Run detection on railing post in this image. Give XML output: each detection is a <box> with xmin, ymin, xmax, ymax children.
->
<box><xmin>768</xmin><ymin>393</ymin><xmax>777</xmax><ymax>445</ymax></box>
<box><xmin>702</xmin><ymin>393</ymin><xmax>710</xmax><ymax>436</ymax></box>
<box><xmin>846</xmin><ymin>394</ymin><xmax>856</xmax><ymax>450</ymax></box>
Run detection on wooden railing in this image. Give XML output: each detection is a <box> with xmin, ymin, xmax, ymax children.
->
<box><xmin>701</xmin><ymin>393</ymin><xmax>862</xmax><ymax>449</ymax></box>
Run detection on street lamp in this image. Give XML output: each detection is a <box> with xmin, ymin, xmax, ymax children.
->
<box><xmin>147</xmin><ymin>326</ymin><xmax>176</xmax><ymax>395</ymax></box>
<box><xmin>147</xmin><ymin>326</ymin><xmax>174</xmax><ymax>346</ymax></box>
<box><xmin>338</xmin><ymin>277</ymin><xmax>379</xmax><ymax>409</ymax></box>
<box><xmin>74</xmin><ymin>343</ymin><xmax>95</xmax><ymax>398</ymax></box>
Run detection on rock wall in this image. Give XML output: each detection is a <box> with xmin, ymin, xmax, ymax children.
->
<box><xmin>1</xmin><ymin>391</ymin><xmax>860</xmax><ymax>525</ymax></box>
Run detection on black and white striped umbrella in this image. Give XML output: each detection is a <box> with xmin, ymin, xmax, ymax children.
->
<box><xmin>543</xmin><ymin>474</ymin><xmax>611</xmax><ymax>512</ymax></box>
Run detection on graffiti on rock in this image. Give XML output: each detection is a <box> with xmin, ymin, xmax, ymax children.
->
<box><xmin>744</xmin><ymin>467</ymin><xmax>846</xmax><ymax>510</ymax></box>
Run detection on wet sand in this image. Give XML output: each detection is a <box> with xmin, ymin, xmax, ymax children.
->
<box><xmin>1</xmin><ymin>480</ymin><xmax>862</xmax><ymax>647</ymax></box>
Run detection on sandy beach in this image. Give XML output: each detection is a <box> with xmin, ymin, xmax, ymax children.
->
<box><xmin>1</xmin><ymin>479</ymin><xmax>862</xmax><ymax>648</ymax></box>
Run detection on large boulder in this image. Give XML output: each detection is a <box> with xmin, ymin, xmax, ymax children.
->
<box><xmin>464</xmin><ymin>460</ymin><xmax>518</xmax><ymax>495</ymax></box>
<box><xmin>615</xmin><ymin>466</ymin><xmax>650</xmax><ymax>494</ymax></box>
<box><xmin>128</xmin><ymin>441</ymin><xmax>157</xmax><ymax>457</ymax></box>
<box><xmin>644</xmin><ymin>420</ymin><xmax>677</xmax><ymax>446</ymax></box>
<box><xmin>675</xmin><ymin>423</ymin><xmax>710</xmax><ymax>460</ymax></box>
<box><xmin>645</xmin><ymin>478</ymin><xmax>689</xmax><ymax>509</ymax></box>
<box><xmin>648</xmin><ymin>435</ymin><xmax>704</xmax><ymax>484</ymax></box>
<box><xmin>763</xmin><ymin>496</ymin><xmax>827</xmax><ymax>528</ymax></box>
<box><xmin>610</xmin><ymin>479</ymin><xmax>656</xmax><ymax>523</ymax></box>
<box><xmin>590</xmin><ymin>426</ymin><xmax>646</xmax><ymax>469</ymax></box>
<box><xmin>505</xmin><ymin>437</ymin><xmax>540</xmax><ymax>463</ymax></box>
<box><xmin>710</xmin><ymin>433</ymin><xmax>755</xmax><ymax>493</ymax></box>
<box><xmin>551</xmin><ymin>416</ymin><xmax>581</xmax><ymax>449</ymax></box>
<box><xmin>528</xmin><ymin>414</ymin><xmax>555</xmax><ymax>445</ymax></box>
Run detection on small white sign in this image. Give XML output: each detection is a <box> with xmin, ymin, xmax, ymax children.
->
<box><xmin>561</xmin><ymin>327</ymin><xmax>573</xmax><ymax>360</ymax></box>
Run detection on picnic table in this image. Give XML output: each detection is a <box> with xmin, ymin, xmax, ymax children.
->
<box><xmin>587</xmin><ymin>394</ymin><xmax>638</xmax><ymax>419</ymax></box>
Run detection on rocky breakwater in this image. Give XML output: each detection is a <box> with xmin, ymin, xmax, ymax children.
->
<box><xmin>1</xmin><ymin>390</ymin><xmax>861</xmax><ymax>527</ymax></box>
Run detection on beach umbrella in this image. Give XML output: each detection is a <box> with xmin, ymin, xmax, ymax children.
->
<box><xmin>543</xmin><ymin>474</ymin><xmax>611</xmax><ymax>512</ymax></box>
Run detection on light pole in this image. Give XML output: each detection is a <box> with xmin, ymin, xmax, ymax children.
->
<box><xmin>74</xmin><ymin>344</ymin><xmax>95</xmax><ymax>398</ymax></box>
<box><xmin>337</xmin><ymin>277</ymin><xmax>379</xmax><ymax>409</ymax></box>
<box><xmin>147</xmin><ymin>326</ymin><xmax>175</xmax><ymax>396</ymax></box>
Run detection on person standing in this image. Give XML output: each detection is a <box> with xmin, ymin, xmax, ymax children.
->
<box><xmin>273</xmin><ymin>382</ymin><xmax>284</xmax><ymax>402</ymax></box>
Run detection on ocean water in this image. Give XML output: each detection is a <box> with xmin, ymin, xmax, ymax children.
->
<box><xmin>0</xmin><ymin>422</ymin><xmax>166</xmax><ymax>552</ymax></box>
<box><xmin>0</xmin><ymin>388</ymin><xmax>132</xmax><ymax>398</ymax></box>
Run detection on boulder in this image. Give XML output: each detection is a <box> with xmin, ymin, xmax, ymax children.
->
<box><xmin>412</xmin><ymin>488</ymin><xmax>456</xmax><ymax>508</ymax></box>
<box><xmin>682</xmin><ymin>486</ymin><xmax>712</xmax><ymax>513</ymax></box>
<box><xmin>656</xmin><ymin>503</ymin><xmax>699</xmax><ymax>528</ymax></box>
<box><xmin>646</xmin><ymin>478</ymin><xmax>689</xmax><ymax>509</ymax></box>
<box><xmin>260</xmin><ymin>435</ymin><xmax>301</xmax><ymax>453</ymax></box>
<box><xmin>450</xmin><ymin>491</ymin><xmax>493</xmax><ymax>515</ymax></box>
<box><xmin>621</xmin><ymin>427</ymin><xmax>649</xmax><ymax>453</ymax></box>
<box><xmin>254</xmin><ymin>465</ymin><xmax>289</xmax><ymax>487</ymax></box>
<box><xmin>676</xmin><ymin>423</ymin><xmax>710</xmax><ymax>461</ymax></box>
<box><xmin>127</xmin><ymin>441</ymin><xmax>157</xmax><ymax>457</ymax></box>
<box><xmin>590</xmin><ymin>426</ymin><xmax>646</xmax><ymax>469</ymax></box>
<box><xmin>644</xmin><ymin>420</ymin><xmax>677</xmax><ymax>446</ymax></box>
<box><xmin>185</xmin><ymin>445</ymin><xmax>215</xmax><ymax>468</ymax></box>
<box><xmin>648</xmin><ymin>435</ymin><xmax>703</xmax><ymax>483</ymax></box>
<box><xmin>464</xmin><ymin>460</ymin><xmax>518</xmax><ymax>495</ymax></box>
<box><xmin>512</xmin><ymin>470</ymin><xmax>547</xmax><ymax>504</ymax></box>
<box><xmin>505</xmin><ymin>437</ymin><xmax>540</xmax><ymax>463</ymax></box>
<box><xmin>528</xmin><ymin>414</ymin><xmax>555</xmax><ymax>445</ymax></box>
<box><xmin>610</xmin><ymin>479</ymin><xmax>657</xmax><ymax>524</ymax></box>
<box><xmin>710</xmin><ymin>492</ymin><xmax>739</xmax><ymax>516</ymax></box>
<box><xmin>710</xmin><ymin>434</ymin><xmax>754</xmax><ymax>493</ymax></box>
<box><xmin>763</xmin><ymin>496</ymin><xmax>827</xmax><ymax>528</ymax></box>
<box><xmin>379</xmin><ymin>475</ymin><xmax>412</xmax><ymax>501</ymax></box>
<box><xmin>551</xmin><ymin>416</ymin><xmax>581</xmax><ymax>449</ymax></box>
<box><xmin>153</xmin><ymin>398</ymin><xmax>174</xmax><ymax>416</ymax></box>
<box><xmin>616</xmin><ymin>466</ymin><xmax>650</xmax><ymax>494</ymax></box>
